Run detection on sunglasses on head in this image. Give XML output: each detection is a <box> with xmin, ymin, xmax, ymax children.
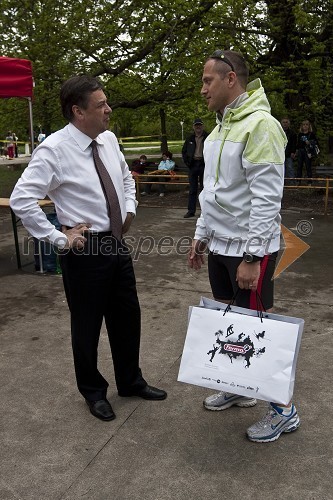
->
<box><xmin>209</xmin><ymin>50</ymin><xmax>235</xmax><ymax>72</ymax></box>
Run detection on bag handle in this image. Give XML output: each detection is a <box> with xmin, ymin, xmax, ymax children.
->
<box><xmin>223</xmin><ymin>288</ymin><xmax>266</xmax><ymax>322</ymax></box>
<box><xmin>222</xmin><ymin>288</ymin><xmax>240</xmax><ymax>316</ymax></box>
<box><xmin>255</xmin><ymin>291</ymin><xmax>266</xmax><ymax>322</ymax></box>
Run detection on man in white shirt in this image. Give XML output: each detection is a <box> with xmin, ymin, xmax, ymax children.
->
<box><xmin>10</xmin><ymin>75</ymin><xmax>167</xmax><ymax>421</ymax></box>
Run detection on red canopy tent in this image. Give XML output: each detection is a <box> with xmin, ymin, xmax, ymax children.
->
<box><xmin>0</xmin><ymin>56</ymin><xmax>35</xmax><ymax>152</ymax></box>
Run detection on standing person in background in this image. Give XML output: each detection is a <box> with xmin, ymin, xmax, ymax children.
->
<box><xmin>118</xmin><ymin>138</ymin><xmax>125</xmax><ymax>154</ymax></box>
<box><xmin>188</xmin><ymin>49</ymin><xmax>300</xmax><ymax>443</ymax></box>
<box><xmin>38</xmin><ymin>130</ymin><xmax>46</xmax><ymax>143</ymax></box>
<box><xmin>12</xmin><ymin>132</ymin><xmax>19</xmax><ymax>158</ymax></box>
<box><xmin>6</xmin><ymin>131</ymin><xmax>14</xmax><ymax>159</ymax></box>
<box><xmin>296</xmin><ymin>120</ymin><xmax>318</xmax><ymax>185</ymax></box>
<box><xmin>182</xmin><ymin>118</ymin><xmax>209</xmax><ymax>218</ymax></box>
<box><xmin>10</xmin><ymin>75</ymin><xmax>167</xmax><ymax>422</ymax></box>
<box><xmin>280</xmin><ymin>118</ymin><xmax>297</xmax><ymax>185</ymax></box>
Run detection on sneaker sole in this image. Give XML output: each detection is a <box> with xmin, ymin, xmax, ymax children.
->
<box><xmin>247</xmin><ymin>416</ymin><xmax>300</xmax><ymax>443</ymax></box>
<box><xmin>203</xmin><ymin>398</ymin><xmax>257</xmax><ymax>411</ymax></box>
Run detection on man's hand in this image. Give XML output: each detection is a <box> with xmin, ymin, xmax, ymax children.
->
<box><xmin>122</xmin><ymin>212</ymin><xmax>135</xmax><ymax>234</ymax></box>
<box><xmin>62</xmin><ymin>223</ymin><xmax>92</xmax><ymax>249</ymax></box>
<box><xmin>188</xmin><ymin>239</ymin><xmax>207</xmax><ymax>270</ymax></box>
<box><xmin>236</xmin><ymin>260</ymin><xmax>261</xmax><ymax>290</ymax></box>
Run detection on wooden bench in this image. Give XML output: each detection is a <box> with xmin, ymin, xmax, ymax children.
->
<box><xmin>315</xmin><ymin>165</ymin><xmax>333</xmax><ymax>178</ymax></box>
<box><xmin>134</xmin><ymin>173</ymin><xmax>189</xmax><ymax>200</ymax></box>
<box><xmin>312</xmin><ymin>166</ymin><xmax>333</xmax><ymax>215</ymax></box>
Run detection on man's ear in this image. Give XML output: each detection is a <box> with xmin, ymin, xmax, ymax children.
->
<box><xmin>227</xmin><ymin>71</ymin><xmax>237</xmax><ymax>87</ymax></box>
<box><xmin>72</xmin><ymin>105</ymin><xmax>84</xmax><ymax>121</ymax></box>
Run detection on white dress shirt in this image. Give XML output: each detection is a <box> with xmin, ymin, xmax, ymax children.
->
<box><xmin>10</xmin><ymin>123</ymin><xmax>137</xmax><ymax>248</ymax></box>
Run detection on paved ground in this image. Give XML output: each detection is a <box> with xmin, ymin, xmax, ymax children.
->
<box><xmin>0</xmin><ymin>204</ymin><xmax>333</xmax><ymax>500</ymax></box>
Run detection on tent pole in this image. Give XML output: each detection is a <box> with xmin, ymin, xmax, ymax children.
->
<box><xmin>28</xmin><ymin>97</ymin><xmax>34</xmax><ymax>153</ymax></box>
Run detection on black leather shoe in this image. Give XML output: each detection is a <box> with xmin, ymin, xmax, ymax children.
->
<box><xmin>119</xmin><ymin>385</ymin><xmax>167</xmax><ymax>400</ymax></box>
<box><xmin>85</xmin><ymin>399</ymin><xmax>116</xmax><ymax>421</ymax></box>
<box><xmin>184</xmin><ymin>212</ymin><xmax>195</xmax><ymax>218</ymax></box>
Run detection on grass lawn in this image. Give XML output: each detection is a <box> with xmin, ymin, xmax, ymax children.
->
<box><xmin>122</xmin><ymin>140</ymin><xmax>183</xmax><ymax>155</ymax></box>
<box><xmin>0</xmin><ymin>165</ymin><xmax>26</xmax><ymax>198</ymax></box>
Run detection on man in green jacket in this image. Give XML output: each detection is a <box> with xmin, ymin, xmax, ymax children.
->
<box><xmin>188</xmin><ymin>50</ymin><xmax>300</xmax><ymax>443</ymax></box>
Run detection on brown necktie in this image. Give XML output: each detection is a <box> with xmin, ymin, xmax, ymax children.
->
<box><xmin>91</xmin><ymin>140</ymin><xmax>123</xmax><ymax>241</ymax></box>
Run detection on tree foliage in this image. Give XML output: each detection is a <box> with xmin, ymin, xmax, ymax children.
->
<box><xmin>0</xmin><ymin>0</ymin><xmax>332</xmax><ymax>153</ymax></box>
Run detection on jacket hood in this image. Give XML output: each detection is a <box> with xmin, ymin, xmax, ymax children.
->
<box><xmin>216</xmin><ymin>78</ymin><xmax>271</xmax><ymax>125</ymax></box>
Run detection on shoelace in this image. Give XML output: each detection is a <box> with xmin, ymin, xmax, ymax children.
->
<box><xmin>257</xmin><ymin>407</ymin><xmax>278</xmax><ymax>425</ymax></box>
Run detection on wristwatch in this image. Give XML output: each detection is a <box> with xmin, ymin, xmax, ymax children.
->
<box><xmin>243</xmin><ymin>252</ymin><xmax>263</xmax><ymax>263</ymax></box>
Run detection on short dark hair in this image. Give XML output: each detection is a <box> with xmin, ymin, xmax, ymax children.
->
<box><xmin>207</xmin><ymin>50</ymin><xmax>249</xmax><ymax>88</ymax></box>
<box><xmin>60</xmin><ymin>75</ymin><xmax>104</xmax><ymax>121</ymax></box>
<box><xmin>162</xmin><ymin>150</ymin><xmax>173</xmax><ymax>159</ymax></box>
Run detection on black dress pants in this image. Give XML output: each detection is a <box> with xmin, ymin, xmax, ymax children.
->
<box><xmin>60</xmin><ymin>235</ymin><xmax>147</xmax><ymax>401</ymax></box>
<box><xmin>188</xmin><ymin>160</ymin><xmax>205</xmax><ymax>214</ymax></box>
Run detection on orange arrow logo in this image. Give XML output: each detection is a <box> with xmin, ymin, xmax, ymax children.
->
<box><xmin>273</xmin><ymin>224</ymin><xmax>310</xmax><ymax>279</ymax></box>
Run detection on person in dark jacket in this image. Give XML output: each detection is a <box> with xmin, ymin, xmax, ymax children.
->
<box><xmin>296</xmin><ymin>120</ymin><xmax>318</xmax><ymax>185</ymax></box>
<box><xmin>182</xmin><ymin>118</ymin><xmax>209</xmax><ymax>218</ymax></box>
<box><xmin>130</xmin><ymin>154</ymin><xmax>157</xmax><ymax>176</ymax></box>
<box><xmin>280</xmin><ymin>118</ymin><xmax>297</xmax><ymax>185</ymax></box>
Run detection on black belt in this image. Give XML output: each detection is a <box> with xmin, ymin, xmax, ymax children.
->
<box><xmin>83</xmin><ymin>231</ymin><xmax>113</xmax><ymax>238</ymax></box>
<box><xmin>65</xmin><ymin>227</ymin><xmax>113</xmax><ymax>238</ymax></box>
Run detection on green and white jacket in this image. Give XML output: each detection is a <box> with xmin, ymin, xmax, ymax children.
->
<box><xmin>194</xmin><ymin>78</ymin><xmax>286</xmax><ymax>257</ymax></box>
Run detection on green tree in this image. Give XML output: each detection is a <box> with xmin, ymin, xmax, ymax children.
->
<box><xmin>1</xmin><ymin>0</ymin><xmax>332</xmax><ymax>155</ymax></box>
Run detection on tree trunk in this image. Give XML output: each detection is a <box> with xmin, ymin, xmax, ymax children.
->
<box><xmin>159</xmin><ymin>108</ymin><xmax>168</xmax><ymax>153</ymax></box>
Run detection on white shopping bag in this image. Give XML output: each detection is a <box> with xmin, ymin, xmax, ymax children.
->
<box><xmin>177</xmin><ymin>297</ymin><xmax>304</xmax><ymax>405</ymax></box>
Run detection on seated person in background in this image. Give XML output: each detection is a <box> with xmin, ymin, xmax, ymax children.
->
<box><xmin>131</xmin><ymin>154</ymin><xmax>156</xmax><ymax>176</ymax></box>
<box><xmin>141</xmin><ymin>151</ymin><xmax>175</xmax><ymax>197</ymax></box>
<box><xmin>156</xmin><ymin>151</ymin><xmax>175</xmax><ymax>173</ymax></box>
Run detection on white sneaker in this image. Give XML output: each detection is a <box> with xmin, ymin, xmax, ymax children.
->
<box><xmin>141</xmin><ymin>192</ymin><xmax>147</xmax><ymax>196</ymax></box>
<box><xmin>203</xmin><ymin>391</ymin><xmax>257</xmax><ymax>411</ymax></box>
<box><xmin>247</xmin><ymin>403</ymin><xmax>300</xmax><ymax>443</ymax></box>
<box><xmin>159</xmin><ymin>193</ymin><xmax>165</xmax><ymax>197</ymax></box>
